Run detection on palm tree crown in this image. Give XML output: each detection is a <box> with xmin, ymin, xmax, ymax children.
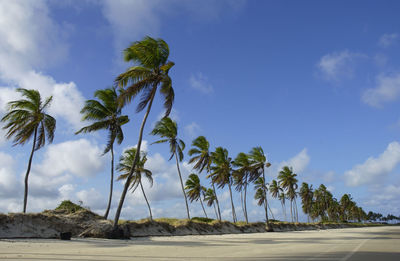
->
<box><xmin>76</xmin><ymin>87</ymin><xmax>129</xmax><ymax>153</ymax></box>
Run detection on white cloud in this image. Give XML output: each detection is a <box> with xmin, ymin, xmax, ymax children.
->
<box><xmin>278</xmin><ymin>148</ymin><xmax>310</xmax><ymax>174</ymax></box>
<box><xmin>0</xmin><ymin>0</ymin><xmax>85</xmax><ymax>130</ymax></box>
<box><xmin>102</xmin><ymin>0</ymin><xmax>245</xmax><ymax>54</ymax></box>
<box><xmin>0</xmin><ymin>151</ymin><xmax>19</xmax><ymax>196</ymax></box>
<box><xmin>344</xmin><ymin>141</ymin><xmax>400</xmax><ymax>186</ymax></box>
<box><xmin>33</xmin><ymin>139</ymin><xmax>106</xmax><ymax>178</ymax></box>
<box><xmin>184</xmin><ymin>122</ymin><xmax>201</xmax><ymax>140</ymax></box>
<box><xmin>189</xmin><ymin>72</ymin><xmax>214</xmax><ymax>94</ymax></box>
<box><xmin>378</xmin><ymin>33</ymin><xmax>398</xmax><ymax>48</ymax></box>
<box><xmin>317</xmin><ymin>50</ymin><xmax>365</xmax><ymax>81</ymax></box>
<box><xmin>0</xmin><ymin>0</ymin><xmax>68</xmax><ymax>78</ymax></box>
<box><xmin>77</xmin><ymin>188</ymin><xmax>107</xmax><ymax>210</ymax></box>
<box><xmin>362</xmin><ymin>73</ymin><xmax>400</xmax><ymax>108</ymax></box>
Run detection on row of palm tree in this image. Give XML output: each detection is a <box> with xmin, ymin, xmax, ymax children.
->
<box><xmin>1</xmin><ymin>36</ymin><xmax>384</xmax><ymax>228</ymax></box>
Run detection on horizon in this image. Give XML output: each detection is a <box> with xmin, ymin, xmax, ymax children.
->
<box><xmin>0</xmin><ymin>0</ymin><xmax>399</xmax><ymax>222</ymax></box>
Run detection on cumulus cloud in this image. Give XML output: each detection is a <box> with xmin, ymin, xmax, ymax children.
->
<box><xmin>0</xmin><ymin>151</ymin><xmax>19</xmax><ymax>196</ymax></box>
<box><xmin>344</xmin><ymin>141</ymin><xmax>400</xmax><ymax>186</ymax></box>
<box><xmin>102</xmin><ymin>0</ymin><xmax>245</xmax><ymax>54</ymax></box>
<box><xmin>378</xmin><ymin>33</ymin><xmax>398</xmax><ymax>48</ymax></box>
<box><xmin>317</xmin><ymin>50</ymin><xmax>365</xmax><ymax>81</ymax></box>
<box><xmin>277</xmin><ymin>148</ymin><xmax>310</xmax><ymax>174</ymax></box>
<box><xmin>362</xmin><ymin>73</ymin><xmax>400</xmax><ymax>108</ymax></box>
<box><xmin>189</xmin><ymin>73</ymin><xmax>214</xmax><ymax>94</ymax></box>
<box><xmin>184</xmin><ymin>122</ymin><xmax>202</xmax><ymax>140</ymax></box>
<box><xmin>0</xmin><ymin>0</ymin><xmax>85</xmax><ymax>130</ymax></box>
<box><xmin>33</xmin><ymin>139</ymin><xmax>106</xmax><ymax>178</ymax></box>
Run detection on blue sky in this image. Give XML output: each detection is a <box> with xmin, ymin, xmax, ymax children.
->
<box><xmin>0</xmin><ymin>0</ymin><xmax>399</xmax><ymax>222</ymax></box>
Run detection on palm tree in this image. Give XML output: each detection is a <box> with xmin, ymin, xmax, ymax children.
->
<box><xmin>116</xmin><ymin>148</ymin><xmax>153</xmax><ymax>221</ymax></box>
<box><xmin>188</xmin><ymin>136</ymin><xmax>221</xmax><ymax>220</ymax></box>
<box><xmin>1</xmin><ymin>88</ymin><xmax>56</xmax><ymax>213</ymax></box>
<box><xmin>185</xmin><ymin>173</ymin><xmax>208</xmax><ymax>218</ymax></box>
<box><xmin>113</xmin><ymin>36</ymin><xmax>175</xmax><ymax>227</ymax></box>
<box><xmin>278</xmin><ymin>192</ymin><xmax>287</xmax><ymax>221</ymax></box>
<box><xmin>278</xmin><ymin>166</ymin><xmax>298</xmax><ymax>222</ymax></box>
<box><xmin>151</xmin><ymin>117</ymin><xmax>190</xmax><ymax>219</ymax></box>
<box><xmin>208</xmin><ymin>147</ymin><xmax>237</xmax><ymax>223</ymax></box>
<box><xmin>233</xmin><ymin>152</ymin><xmax>252</xmax><ymax>223</ymax></box>
<box><xmin>204</xmin><ymin>188</ymin><xmax>218</xmax><ymax>219</ymax></box>
<box><xmin>76</xmin><ymin>87</ymin><xmax>129</xmax><ymax>219</ymax></box>
<box><xmin>248</xmin><ymin>147</ymin><xmax>271</xmax><ymax>227</ymax></box>
<box><xmin>254</xmin><ymin>177</ymin><xmax>275</xmax><ymax>220</ymax></box>
<box><xmin>269</xmin><ymin>179</ymin><xmax>285</xmax><ymax>221</ymax></box>
<box><xmin>299</xmin><ymin>182</ymin><xmax>313</xmax><ymax>222</ymax></box>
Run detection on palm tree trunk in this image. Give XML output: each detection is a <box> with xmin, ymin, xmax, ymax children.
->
<box><xmin>268</xmin><ymin>200</ymin><xmax>275</xmax><ymax>220</ymax></box>
<box><xmin>140</xmin><ymin>180</ymin><xmax>152</xmax><ymax>221</ymax></box>
<box><xmin>199</xmin><ymin>194</ymin><xmax>208</xmax><ymax>218</ymax></box>
<box><xmin>281</xmin><ymin>201</ymin><xmax>285</xmax><ymax>221</ymax></box>
<box><xmin>213</xmin><ymin>203</ymin><xmax>218</xmax><ymax>219</ymax></box>
<box><xmin>244</xmin><ymin>183</ymin><xmax>248</xmax><ymax>224</ymax></box>
<box><xmin>262</xmin><ymin>168</ymin><xmax>270</xmax><ymax>227</ymax></box>
<box><xmin>290</xmin><ymin>200</ymin><xmax>293</xmax><ymax>223</ymax></box>
<box><xmin>240</xmin><ymin>191</ymin><xmax>244</xmax><ymax>221</ymax></box>
<box><xmin>295</xmin><ymin>199</ymin><xmax>299</xmax><ymax>222</ymax></box>
<box><xmin>23</xmin><ymin>127</ymin><xmax>37</xmax><ymax>213</ymax></box>
<box><xmin>212</xmin><ymin>182</ymin><xmax>221</xmax><ymax>221</ymax></box>
<box><xmin>228</xmin><ymin>182</ymin><xmax>237</xmax><ymax>223</ymax></box>
<box><xmin>174</xmin><ymin>151</ymin><xmax>190</xmax><ymax>219</ymax></box>
<box><xmin>104</xmin><ymin>143</ymin><xmax>114</xmax><ymax>219</ymax></box>
<box><xmin>113</xmin><ymin>89</ymin><xmax>156</xmax><ymax>228</ymax></box>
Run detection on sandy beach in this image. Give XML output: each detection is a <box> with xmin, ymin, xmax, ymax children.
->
<box><xmin>0</xmin><ymin>226</ymin><xmax>399</xmax><ymax>260</ymax></box>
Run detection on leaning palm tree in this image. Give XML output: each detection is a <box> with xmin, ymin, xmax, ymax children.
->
<box><xmin>116</xmin><ymin>148</ymin><xmax>153</xmax><ymax>221</ymax></box>
<box><xmin>204</xmin><ymin>188</ymin><xmax>219</xmax><ymax>219</ymax></box>
<box><xmin>278</xmin><ymin>166</ymin><xmax>298</xmax><ymax>222</ymax></box>
<box><xmin>232</xmin><ymin>152</ymin><xmax>252</xmax><ymax>223</ymax></box>
<box><xmin>113</xmin><ymin>36</ymin><xmax>175</xmax><ymax>227</ymax></box>
<box><xmin>1</xmin><ymin>88</ymin><xmax>56</xmax><ymax>213</ymax></box>
<box><xmin>151</xmin><ymin>117</ymin><xmax>190</xmax><ymax>219</ymax></box>
<box><xmin>248</xmin><ymin>147</ymin><xmax>272</xmax><ymax>228</ymax></box>
<box><xmin>299</xmin><ymin>182</ymin><xmax>313</xmax><ymax>223</ymax></box>
<box><xmin>185</xmin><ymin>173</ymin><xmax>208</xmax><ymax>218</ymax></box>
<box><xmin>270</xmin><ymin>179</ymin><xmax>285</xmax><ymax>221</ymax></box>
<box><xmin>76</xmin><ymin>87</ymin><xmax>129</xmax><ymax>219</ymax></box>
<box><xmin>188</xmin><ymin>136</ymin><xmax>221</xmax><ymax>220</ymax></box>
<box><xmin>208</xmin><ymin>147</ymin><xmax>237</xmax><ymax>223</ymax></box>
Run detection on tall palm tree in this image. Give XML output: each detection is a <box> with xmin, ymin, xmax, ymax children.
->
<box><xmin>278</xmin><ymin>166</ymin><xmax>298</xmax><ymax>222</ymax></box>
<box><xmin>116</xmin><ymin>148</ymin><xmax>153</xmax><ymax>221</ymax></box>
<box><xmin>208</xmin><ymin>147</ymin><xmax>237</xmax><ymax>223</ymax></box>
<box><xmin>188</xmin><ymin>136</ymin><xmax>221</xmax><ymax>220</ymax></box>
<box><xmin>151</xmin><ymin>117</ymin><xmax>190</xmax><ymax>219</ymax></box>
<box><xmin>204</xmin><ymin>188</ymin><xmax>218</xmax><ymax>219</ymax></box>
<box><xmin>113</xmin><ymin>36</ymin><xmax>175</xmax><ymax>227</ymax></box>
<box><xmin>248</xmin><ymin>147</ymin><xmax>271</xmax><ymax>227</ymax></box>
<box><xmin>1</xmin><ymin>88</ymin><xmax>56</xmax><ymax>213</ymax></box>
<box><xmin>233</xmin><ymin>152</ymin><xmax>252</xmax><ymax>223</ymax></box>
<box><xmin>76</xmin><ymin>87</ymin><xmax>129</xmax><ymax>219</ymax></box>
<box><xmin>270</xmin><ymin>179</ymin><xmax>285</xmax><ymax>221</ymax></box>
<box><xmin>185</xmin><ymin>173</ymin><xmax>208</xmax><ymax>218</ymax></box>
<box><xmin>299</xmin><ymin>182</ymin><xmax>313</xmax><ymax>223</ymax></box>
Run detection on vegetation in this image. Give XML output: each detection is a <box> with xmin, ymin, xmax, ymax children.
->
<box><xmin>117</xmin><ymin>148</ymin><xmax>153</xmax><ymax>221</ymax></box>
<box><xmin>55</xmin><ymin>200</ymin><xmax>85</xmax><ymax>214</ymax></box>
<box><xmin>151</xmin><ymin>117</ymin><xmax>190</xmax><ymax>219</ymax></box>
<box><xmin>76</xmin><ymin>87</ymin><xmax>129</xmax><ymax>219</ymax></box>
<box><xmin>2</xmin><ymin>37</ymin><xmax>396</xmax><ymax>229</ymax></box>
<box><xmin>1</xmin><ymin>88</ymin><xmax>56</xmax><ymax>213</ymax></box>
<box><xmin>112</xmin><ymin>36</ymin><xmax>175</xmax><ymax>228</ymax></box>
